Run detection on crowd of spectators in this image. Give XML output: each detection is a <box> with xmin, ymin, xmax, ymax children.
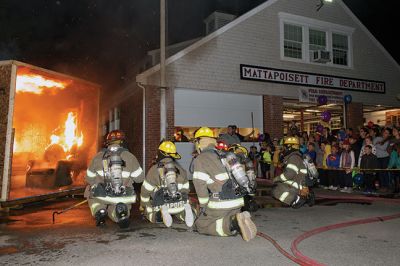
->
<box><xmin>250</xmin><ymin>123</ymin><xmax>400</xmax><ymax>194</ymax></box>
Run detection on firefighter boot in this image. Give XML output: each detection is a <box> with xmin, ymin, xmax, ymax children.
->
<box><xmin>184</xmin><ymin>203</ymin><xmax>194</xmax><ymax>227</ymax></box>
<box><xmin>116</xmin><ymin>203</ymin><xmax>130</xmax><ymax>229</ymax></box>
<box><xmin>236</xmin><ymin>211</ymin><xmax>257</xmax><ymax>241</ymax></box>
<box><xmin>291</xmin><ymin>195</ymin><xmax>306</xmax><ymax>209</ymax></box>
<box><xmin>161</xmin><ymin>205</ymin><xmax>173</xmax><ymax>227</ymax></box>
<box><xmin>95</xmin><ymin>209</ymin><xmax>107</xmax><ymax>226</ymax></box>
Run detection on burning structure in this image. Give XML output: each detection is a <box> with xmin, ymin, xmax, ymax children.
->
<box><xmin>0</xmin><ymin>61</ymin><xmax>100</xmax><ymax>202</ymax></box>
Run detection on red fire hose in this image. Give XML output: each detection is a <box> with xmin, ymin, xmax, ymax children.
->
<box><xmin>257</xmin><ymin>195</ymin><xmax>400</xmax><ymax>266</ymax></box>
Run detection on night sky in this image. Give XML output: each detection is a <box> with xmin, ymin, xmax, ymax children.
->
<box><xmin>0</xmin><ymin>0</ymin><xmax>398</xmax><ymax>90</ymax></box>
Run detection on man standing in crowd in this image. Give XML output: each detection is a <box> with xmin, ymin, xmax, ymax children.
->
<box><xmin>192</xmin><ymin>127</ymin><xmax>257</xmax><ymax>241</ymax></box>
<box><xmin>218</xmin><ymin>125</ymin><xmax>241</xmax><ymax>146</ymax></box>
<box><xmin>374</xmin><ymin>127</ymin><xmax>391</xmax><ymax>192</ymax></box>
<box><xmin>85</xmin><ymin>130</ymin><xmax>144</xmax><ymax>228</ymax></box>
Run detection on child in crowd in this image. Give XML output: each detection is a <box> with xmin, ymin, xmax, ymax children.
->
<box><xmin>318</xmin><ymin>141</ymin><xmax>331</xmax><ymax>187</ymax></box>
<box><xmin>260</xmin><ymin>142</ymin><xmax>272</xmax><ymax>179</ymax></box>
<box><xmin>321</xmin><ymin>141</ymin><xmax>331</xmax><ymax>168</ymax></box>
<box><xmin>339</xmin><ymin>139</ymin><xmax>355</xmax><ymax>193</ymax></box>
<box><xmin>306</xmin><ymin>142</ymin><xmax>317</xmax><ymax>163</ymax></box>
<box><xmin>358</xmin><ymin>136</ymin><xmax>376</xmax><ymax>167</ymax></box>
<box><xmin>272</xmin><ymin>144</ymin><xmax>283</xmax><ymax>176</ymax></box>
<box><xmin>360</xmin><ymin>145</ymin><xmax>378</xmax><ymax>193</ymax></box>
<box><xmin>299</xmin><ymin>137</ymin><xmax>307</xmax><ymax>154</ymax></box>
<box><xmin>249</xmin><ymin>145</ymin><xmax>260</xmax><ymax>177</ymax></box>
<box><xmin>326</xmin><ymin>145</ymin><xmax>341</xmax><ymax>190</ymax></box>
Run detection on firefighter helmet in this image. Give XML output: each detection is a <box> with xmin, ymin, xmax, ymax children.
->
<box><xmin>106</xmin><ymin>130</ymin><xmax>125</xmax><ymax>144</ymax></box>
<box><xmin>228</xmin><ymin>144</ymin><xmax>249</xmax><ymax>157</ymax></box>
<box><xmin>194</xmin><ymin>127</ymin><xmax>215</xmax><ymax>139</ymax></box>
<box><xmin>216</xmin><ymin>141</ymin><xmax>229</xmax><ymax>151</ymax></box>
<box><xmin>283</xmin><ymin>136</ymin><xmax>299</xmax><ymax>150</ymax></box>
<box><xmin>158</xmin><ymin>141</ymin><xmax>181</xmax><ymax>159</ymax></box>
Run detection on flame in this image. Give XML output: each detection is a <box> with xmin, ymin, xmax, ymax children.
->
<box><xmin>50</xmin><ymin>112</ymin><xmax>83</xmax><ymax>153</ymax></box>
<box><xmin>63</xmin><ymin>112</ymin><xmax>83</xmax><ymax>151</ymax></box>
<box><xmin>16</xmin><ymin>74</ymin><xmax>66</xmax><ymax>94</ymax></box>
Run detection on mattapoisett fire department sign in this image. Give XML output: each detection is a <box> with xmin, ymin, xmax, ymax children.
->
<box><xmin>240</xmin><ymin>64</ymin><xmax>385</xmax><ymax>94</ymax></box>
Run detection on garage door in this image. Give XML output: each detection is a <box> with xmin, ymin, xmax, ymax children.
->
<box><xmin>174</xmin><ymin>89</ymin><xmax>263</xmax><ymax>128</ymax></box>
<box><xmin>174</xmin><ymin>88</ymin><xmax>263</xmax><ymax>178</ymax></box>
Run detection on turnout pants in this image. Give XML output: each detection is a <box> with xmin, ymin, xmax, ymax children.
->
<box><xmin>195</xmin><ymin>207</ymin><xmax>241</xmax><ymax>236</ymax></box>
<box><xmin>272</xmin><ymin>183</ymin><xmax>298</xmax><ymax>206</ymax></box>
<box><xmin>88</xmin><ymin>198</ymin><xmax>131</xmax><ymax>223</ymax></box>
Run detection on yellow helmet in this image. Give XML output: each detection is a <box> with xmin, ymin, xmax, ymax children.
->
<box><xmin>158</xmin><ymin>141</ymin><xmax>181</xmax><ymax>159</ymax></box>
<box><xmin>194</xmin><ymin>127</ymin><xmax>215</xmax><ymax>139</ymax></box>
<box><xmin>284</xmin><ymin>137</ymin><xmax>299</xmax><ymax>145</ymax></box>
<box><xmin>228</xmin><ymin>144</ymin><xmax>249</xmax><ymax>157</ymax></box>
<box><xmin>283</xmin><ymin>137</ymin><xmax>299</xmax><ymax>149</ymax></box>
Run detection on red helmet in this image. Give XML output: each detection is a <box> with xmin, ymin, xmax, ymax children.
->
<box><xmin>215</xmin><ymin>141</ymin><xmax>228</xmax><ymax>151</ymax></box>
<box><xmin>106</xmin><ymin>130</ymin><xmax>125</xmax><ymax>144</ymax></box>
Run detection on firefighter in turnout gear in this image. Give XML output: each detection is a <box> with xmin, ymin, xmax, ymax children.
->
<box><xmin>192</xmin><ymin>127</ymin><xmax>257</xmax><ymax>241</ymax></box>
<box><xmin>140</xmin><ymin>141</ymin><xmax>194</xmax><ymax>227</ymax></box>
<box><xmin>272</xmin><ymin>137</ymin><xmax>316</xmax><ymax>208</ymax></box>
<box><xmin>85</xmin><ymin>130</ymin><xmax>144</xmax><ymax>228</ymax></box>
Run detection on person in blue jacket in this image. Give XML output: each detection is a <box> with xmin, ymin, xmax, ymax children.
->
<box><xmin>326</xmin><ymin>145</ymin><xmax>340</xmax><ymax>190</ymax></box>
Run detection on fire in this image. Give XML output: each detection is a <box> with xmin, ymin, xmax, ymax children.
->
<box><xmin>16</xmin><ymin>74</ymin><xmax>66</xmax><ymax>94</ymax></box>
<box><xmin>50</xmin><ymin>112</ymin><xmax>84</xmax><ymax>153</ymax></box>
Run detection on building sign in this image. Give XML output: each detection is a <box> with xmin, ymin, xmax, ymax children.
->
<box><xmin>298</xmin><ymin>88</ymin><xmax>343</xmax><ymax>104</ymax></box>
<box><xmin>240</xmin><ymin>64</ymin><xmax>385</xmax><ymax>94</ymax></box>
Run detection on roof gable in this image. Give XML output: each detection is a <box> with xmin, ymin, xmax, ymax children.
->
<box><xmin>136</xmin><ymin>0</ymin><xmax>400</xmax><ymax>84</ymax></box>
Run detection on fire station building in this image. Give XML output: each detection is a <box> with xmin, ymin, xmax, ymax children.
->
<box><xmin>115</xmin><ymin>0</ymin><xmax>400</xmax><ymax>175</ymax></box>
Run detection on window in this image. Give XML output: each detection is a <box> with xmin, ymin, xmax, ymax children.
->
<box><xmin>309</xmin><ymin>29</ymin><xmax>326</xmax><ymax>51</ymax></box>
<box><xmin>332</xmin><ymin>33</ymin><xmax>349</xmax><ymax>66</ymax></box>
<box><xmin>284</xmin><ymin>24</ymin><xmax>303</xmax><ymax>59</ymax></box>
<box><xmin>279</xmin><ymin>13</ymin><xmax>354</xmax><ymax>67</ymax></box>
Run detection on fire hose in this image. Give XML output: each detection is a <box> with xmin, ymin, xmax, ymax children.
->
<box><xmin>257</xmin><ymin>196</ymin><xmax>400</xmax><ymax>266</ymax></box>
<box><xmin>318</xmin><ymin>167</ymin><xmax>400</xmax><ymax>171</ymax></box>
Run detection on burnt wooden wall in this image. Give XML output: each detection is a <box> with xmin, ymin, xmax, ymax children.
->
<box><xmin>0</xmin><ymin>64</ymin><xmax>12</xmax><ymax>197</ymax></box>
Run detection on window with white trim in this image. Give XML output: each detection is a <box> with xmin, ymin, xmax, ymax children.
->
<box><xmin>309</xmin><ymin>29</ymin><xmax>326</xmax><ymax>51</ymax></box>
<box><xmin>284</xmin><ymin>24</ymin><xmax>303</xmax><ymax>59</ymax></box>
<box><xmin>332</xmin><ymin>33</ymin><xmax>349</xmax><ymax>66</ymax></box>
<box><xmin>279</xmin><ymin>13</ymin><xmax>354</xmax><ymax>68</ymax></box>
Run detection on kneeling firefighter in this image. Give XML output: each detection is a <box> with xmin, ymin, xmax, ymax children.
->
<box><xmin>272</xmin><ymin>137</ymin><xmax>317</xmax><ymax>208</ymax></box>
<box><xmin>85</xmin><ymin>130</ymin><xmax>144</xmax><ymax>228</ymax></box>
<box><xmin>192</xmin><ymin>127</ymin><xmax>257</xmax><ymax>241</ymax></box>
<box><xmin>140</xmin><ymin>141</ymin><xmax>194</xmax><ymax>227</ymax></box>
<box><xmin>228</xmin><ymin>144</ymin><xmax>258</xmax><ymax>212</ymax></box>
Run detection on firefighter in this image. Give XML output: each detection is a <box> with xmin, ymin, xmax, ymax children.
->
<box><xmin>84</xmin><ymin>130</ymin><xmax>144</xmax><ymax>228</ymax></box>
<box><xmin>272</xmin><ymin>137</ymin><xmax>315</xmax><ymax>208</ymax></box>
<box><xmin>192</xmin><ymin>127</ymin><xmax>257</xmax><ymax>241</ymax></box>
<box><xmin>140</xmin><ymin>141</ymin><xmax>194</xmax><ymax>227</ymax></box>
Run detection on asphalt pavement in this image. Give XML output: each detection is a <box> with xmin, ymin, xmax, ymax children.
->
<box><xmin>1</xmin><ymin>193</ymin><xmax>400</xmax><ymax>266</ymax></box>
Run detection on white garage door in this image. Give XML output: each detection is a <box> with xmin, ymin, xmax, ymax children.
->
<box><xmin>174</xmin><ymin>89</ymin><xmax>263</xmax><ymax>179</ymax></box>
<box><xmin>174</xmin><ymin>89</ymin><xmax>263</xmax><ymax>128</ymax></box>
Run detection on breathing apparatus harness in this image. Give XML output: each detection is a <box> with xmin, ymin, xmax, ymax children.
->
<box><xmin>213</xmin><ymin>149</ymin><xmax>254</xmax><ymax>200</ymax></box>
<box><xmin>91</xmin><ymin>146</ymin><xmax>135</xmax><ymax>198</ymax></box>
<box><xmin>152</xmin><ymin>159</ymin><xmax>188</xmax><ymax>208</ymax></box>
